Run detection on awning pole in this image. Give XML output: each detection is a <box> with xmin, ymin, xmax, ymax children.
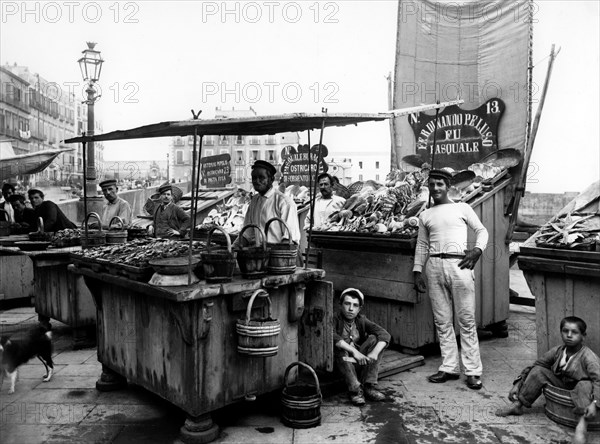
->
<box><xmin>305</xmin><ymin>110</ymin><xmax>327</xmax><ymax>268</ymax></box>
<box><xmin>82</xmin><ymin>137</ymin><xmax>88</xmax><ymax>237</ymax></box>
<box><xmin>187</xmin><ymin>108</ymin><xmax>202</xmax><ymax>285</ymax></box>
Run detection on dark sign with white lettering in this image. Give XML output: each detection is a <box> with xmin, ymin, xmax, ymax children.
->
<box><xmin>409</xmin><ymin>98</ymin><xmax>505</xmax><ymax>170</ymax></box>
<box><xmin>280</xmin><ymin>144</ymin><xmax>329</xmax><ymax>186</ymax></box>
<box><xmin>200</xmin><ymin>154</ymin><xmax>231</xmax><ymax>187</ymax></box>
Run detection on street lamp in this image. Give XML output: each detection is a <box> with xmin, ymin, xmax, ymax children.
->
<box><xmin>78</xmin><ymin>41</ymin><xmax>104</xmax><ymax>203</ymax></box>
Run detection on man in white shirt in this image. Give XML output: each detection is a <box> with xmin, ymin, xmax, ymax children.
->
<box><xmin>235</xmin><ymin>160</ymin><xmax>300</xmax><ymax>247</ymax></box>
<box><xmin>99</xmin><ymin>179</ymin><xmax>132</xmax><ymax>228</ymax></box>
<box><xmin>413</xmin><ymin>169</ymin><xmax>488</xmax><ymax>390</ymax></box>
<box><xmin>304</xmin><ymin>173</ymin><xmax>346</xmax><ymax>230</ymax></box>
<box><xmin>0</xmin><ymin>183</ymin><xmax>15</xmax><ymax>223</ymax></box>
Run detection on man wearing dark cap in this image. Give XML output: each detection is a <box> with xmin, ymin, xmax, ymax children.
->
<box><xmin>99</xmin><ymin>179</ymin><xmax>132</xmax><ymax>228</ymax></box>
<box><xmin>27</xmin><ymin>188</ymin><xmax>77</xmax><ymax>232</ymax></box>
<box><xmin>235</xmin><ymin>160</ymin><xmax>300</xmax><ymax>247</ymax></box>
<box><xmin>413</xmin><ymin>169</ymin><xmax>488</xmax><ymax>390</ymax></box>
<box><xmin>7</xmin><ymin>194</ymin><xmax>37</xmax><ymax>233</ymax></box>
<box><xmin>148</xmin><ymin>184</ymin><xmax>190</xmax><ymax>239</ymax></box>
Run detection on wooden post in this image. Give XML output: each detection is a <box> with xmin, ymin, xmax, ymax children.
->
<box><xmin>506</xmin><ymin>45</ymin><xmax>558</xmax><ymax>243</ymax></box>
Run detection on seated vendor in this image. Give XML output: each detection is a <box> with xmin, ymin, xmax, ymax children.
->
<box><xmin>8</xmin><ymin>194</ymin><xmax>37</xmax><ymax>233</ymax></box>
<box><xmin>496</xmin><ymin>316</ymin><xmax>600</xmax><ymax>444</ymax></box>
<box><xmin>148</xmin><ymin>184</ymin><xmax>190</xmax><ymax>239</ymax></box>
<box><xmin>334</xmin><ymin>287</ymin><xmax>390</xmax><ymax>406</ymax></box>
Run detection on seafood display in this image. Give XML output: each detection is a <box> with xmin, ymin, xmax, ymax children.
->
<box><xmin>532</xmin><ymin>212</ymin><xmax>600</xmax><ymax>250</ymax></box>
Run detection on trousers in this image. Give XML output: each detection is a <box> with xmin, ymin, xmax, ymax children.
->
<box><xmin>518</xmin><ymin>365</ymin><xmax>593</xmax><ymax>414</ymax></box>
<box><xmin>425</xmin><ymin>257</ymin><xmax>482</xmax><ymax>376</ymax></box>
<box><xmin>334</xmin><ymin>335</ymin><xmax>385</xmax><ymax>392</ymax></box>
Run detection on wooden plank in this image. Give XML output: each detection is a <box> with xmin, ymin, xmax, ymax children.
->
<box><xmin>378</xmin><ymin>352</ymin><xmax>425</xmax><ymax>379</ymax></box>
<box><xmin>326</xmin><ymin>272</ymin><xmax>418</xmax><ymax>304</ymax></box>
<box><xmin>519</xmin><ymin>246</ymin><xmax>600</xmax><ymax>264</ymax></box>
<box><xmin>522</xmin><ymin>271</ymin><xmax>549</xmax><ymax>356</ymax></box>
<box><xmin>299</xmin><ymin>280</ymin><xmax>333</xmax><ymax>372</ymax></box>
<box><xmin>479</xmin><ymin>196</ymin><xmax>495</xmax><ymax>326</ymax></box>
<box><xmin>493</xmin><ymin>189</ymin><xmax>510</xmax><ymax>325</ymax></box>
<box><xmin>320</xmin><ymin>249</ymin><xmax>415</xmax><ymax>282</ymax></box>
<box><xmin>573</xmin><ymin>278</ymin><xmax>600</xmax><ymax>354</ymax></box>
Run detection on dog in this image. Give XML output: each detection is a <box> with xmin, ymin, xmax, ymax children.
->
<box><xmin>0</xmin><ymin>324</ymin><xmax>54</xmax><ymax>394</ymax></box>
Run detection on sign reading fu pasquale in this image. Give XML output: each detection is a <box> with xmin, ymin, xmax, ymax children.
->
<box><xmin>280</xmin><ymin>144</ymin><xmax>329</xmax><ymax>186</ymax></box>
<box><xmin>200</xmin><ymin>154</ymin><xmax>232</xmax><ymax>187</ymax></box>
<box><xmin>409</xmin><ymin>98</ymin><xmax>505</xmax><ymax>170</ymax></box>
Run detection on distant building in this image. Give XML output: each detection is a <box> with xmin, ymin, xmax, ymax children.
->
<box><xmin>0</xmin><ymin>62</ymin><xmax>104</xmax><ymax>186</ymax></box>
<box><xmin>348</xmin><ymin>152</ymin><xmax>389</xmax><ymax>185</ymax></box>
<box><xmin>169</xmin><ymin>107</ymin><xmax>300</xmax><ymax>190</ymax></box>
<box><xmin>101</xmin><ymin>160</ymin><xmax>167</xmax><ymax>184</ymax></box>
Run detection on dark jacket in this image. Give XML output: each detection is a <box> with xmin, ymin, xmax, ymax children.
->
<box><xmin>0</xmin><ymin>201</ymin><xmax>10</xmax><ymax>222</ymax></box>
<box><xmin>13</xmin><ymin>207</ymin><xmax>38</xmax><ymax>233</ymax></box>
<box><xmin>333</xmin><ymin>311</ymin><xmax>391</xmax><ymax>347</ymax></box>
<box><xmin>153</xmin><ymin>202</ymin><xmax>191</xmax><ymax>239</ymax></box>
<box><xmin>34</xmin><ymin>200</ymin><xmax>77</xmax><ymax>232</ymax></box>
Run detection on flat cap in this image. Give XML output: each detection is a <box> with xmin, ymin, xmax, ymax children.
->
<box><xmin>428</xmin><ymin>169</ymin><xmax>453</xmax><ymax>182</ymax></box>
<box><xmin>252</xmin><ymin>160</ymin><xmax>276</xmax><ymax>176</ymax></box>
<box><xmin>99</xmin><ymin>179</ymin><xmax>118</xmax><ymax>188</ymax></box>
<box><xmin>157</xmin><ymin>184</ymin><xmax>172</xmax><ymax>194</ymax></box>
<box><xmin>27</xmin><ymin>188</ymin><xmax>44</xmax><ymax>197</ymax></box>
<box><xmin>340</xmin><ymin>288</ymin><xmax>365</xmax><ymax>306</ymax></box>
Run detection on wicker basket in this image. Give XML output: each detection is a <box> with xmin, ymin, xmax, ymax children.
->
<box><xmin>81</xmin><ymin>212</ymin><xmax>106</xmax><ymax>249</ymax></box>
<box><xmin>29</xmin><ymin>217</ymin><xmax>53</xmax><ymax>241</ymax></box>
<box><xmin>106</xmin><ymin>216</ymin><xmax>128</xmax><ymax>245</ymax></box>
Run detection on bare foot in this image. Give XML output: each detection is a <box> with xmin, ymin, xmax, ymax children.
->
<box><xmin>572</xmin><ymin>417</ymin><xmax>587</xmax><ymax>444</ymax></box>
<box><xmin>495</xmin><ymin>403</ymin><xmax>524</xmax><ymax>417</ymax></box>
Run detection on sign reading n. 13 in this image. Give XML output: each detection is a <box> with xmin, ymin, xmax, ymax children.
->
<box><xmin>200</xmin><ymin>153</ymin><xmax>232</xmax><ymax>187</ymax></box>
<box><xmin>280</xmin><ymin>144</ymin><xmax>329</xmax><ymax>186</ymax></box>
<box><xmin>409</xmin><ymin>98</ymin><xmax>505</xmax><ymax>170</ymax></box>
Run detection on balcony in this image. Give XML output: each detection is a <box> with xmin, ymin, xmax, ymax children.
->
<box><xmin>0</xmin><ymin>92</ymin><xmax>30</xmax><ymax>113</ymax></box>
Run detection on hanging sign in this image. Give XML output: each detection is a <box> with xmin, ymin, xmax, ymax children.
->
<box><xmin>200</xmin><ymin>154</ymin><xmax>232</xmax><ymax>187</ymax></box>
<box><xmin>280</xmin><ymin>144</ymin><xmax>329</xmax><ymax>186</ymax></box>
<box><xmin>409</xmin><ymin>98</ymin><xmax>505</xmax><ymax>170</ymax></box>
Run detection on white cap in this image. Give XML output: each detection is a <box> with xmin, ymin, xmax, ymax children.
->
<box><xmin>340</xmin><ymin>288</ymin><xmax>365</xmax><ymax>306</ymax></box>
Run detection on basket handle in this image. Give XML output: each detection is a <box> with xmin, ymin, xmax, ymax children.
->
<box><xmin>37</xmin><ymin>217</ymin><xmax>45</xmax><ymax>233</ymax></box>
<box><xmin>244</xmin><ymin>289</ymin><xmax>271</xmax><ymax>324</ymax></box>
<box><xmin>238</xmin><ymin>224</ymin><xmax>267</xmax><ymax>251</ymax></box>
<box><xmin>283</xmin><ymin>361</ymin><xmax>322</xmax><ymax>397</ymax></box>
<box><xmin>206</xmin><ymin>225</ymin><xmax>232</xmax><ymax>253</ymax></box>
<box><xmin>82</xmin><ymin>212</ymin><xmax>102</xmax><ymax>231</ymax></box>
<box><xmin>108</xmin><ymin>216</ymin><xmax>124</xmax><ymax>230</ymax></box>
<box><xmin>264</xmin><ymin>217</ymin><xmax>292</xmax><ymax>245</ymax></box>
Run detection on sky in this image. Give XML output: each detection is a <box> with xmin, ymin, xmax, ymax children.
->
<box><xmin>1</xmin><ymin>0</ymin><xmax>599</xmax><ymax>193</ymax></box>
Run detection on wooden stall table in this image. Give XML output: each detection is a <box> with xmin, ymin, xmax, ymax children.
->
<box><xmin>0</xmin><ymin>245</ymin><xmax>96</xmax><ymax>348</ymax></box>
<box><xmin>0</xmin><ymin>236</ymin><xmax>34</xmax><ymax>303</ymax></box>
<box><xmin>518</xmin><ymin>247</ymin><xmax>600</xmax><ymax>357</ymax></box>
<box><xmin>310</xmin><ymin>178</ymin><xmax>513</xmax><ymax>354</ymax></box>
<box><xmin>70</xmin><ymin>264</ymin><xmax>333</xmax><ymax>443</ymax></box>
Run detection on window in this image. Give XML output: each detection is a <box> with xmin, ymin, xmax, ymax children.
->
<box><xmin>235</xmin><ymin>167</ymin><xmax>245</xmax><ymax>183</ymax></box>
<box><xmin>249</xmin><ymin>136</ymin><xmax>261</xmax><ymax>145</ymax></box>
<box><xmin>220</xmin><ymin>148</ymin><xmax>229</xmax><ymax>155</ymax></box>
<box><xmin>376</xmin><ymin>174</ymin><xmax>380</xmax><ymax>181</ymax></box>
<box><xmin>376</xmin><ymin>161</ymin><xmax>380</xmax><ymax>169</ymax></box>
<box><xmin>219</xmin><ymin>135</ymin><xmax>228</xmax><ymax>145</ymax></box>
<box><xmin>359</xmin><ymin>161</ymin><xmax>363</xmax><ymax>169</ymax></box>
<box><xmin>359</xmin><ymin>174</ymin><xmax>363</xmax><ymax>181</ymax></box>
<box><xmin>236</xmin><ymin>151</ymin><xmax>244</xmax><ymax>164</ymax></box>
<box><xmin>176</xmin><ymin>150</ymin><xmax>184</xmax><ymax>165</ymax></box>
<box><xmin>267</xmin><ymin>150</ymin><xmax>275</xmax><ymax>162</ymax></box>
<box><xmin>205</xmin><ymin>149</ymin><xmax>214</xmax><ymax>157</ymax></box>
<box><xmin>251</xmin><ymin>150</ymin><xmax>259</xmax><ymax>162</ymax></box>
<box><xmin>204</xmin><ymin>136</ymin><xmax>215</xmax><ymax>146</ymax></box>
<box><xmin>174</xmin><ymin>137</ymin><xmax>184</xmax><ymax>146</ymax></box>
<box><xmin>235</xmin><ymin>135</ymin><xmax>244</xmax><ymax>145</ymax></box>
<box><xmin>266</xmin><ymin>135</ymin><xmax>277</xmax><ymax>145</ymax></box>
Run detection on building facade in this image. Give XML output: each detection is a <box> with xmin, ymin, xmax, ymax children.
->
<box><xmin>169</xmin><ymin>107</ymin><xmax>300</xmax><ymax>190</ymax></box>
<box><xmin>0</xmin><ymin>62</ymin><xmax>104</xmax><ymax>186</ymax></box>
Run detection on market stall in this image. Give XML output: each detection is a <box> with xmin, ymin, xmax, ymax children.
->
<box><xmin>518</xmin><ymin>181</ymin><xmax>600</xmax><ymax>356</ymax></box>
<box><xmin>0</xmin><ymin>235</ymin><xmax>34</xmax><ymax>302</ymax></box>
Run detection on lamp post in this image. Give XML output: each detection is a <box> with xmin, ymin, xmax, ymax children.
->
<box><xmin>78</xmin><ymin>42</ymin><xmax>104</xmax><ymax>207</ymax></box>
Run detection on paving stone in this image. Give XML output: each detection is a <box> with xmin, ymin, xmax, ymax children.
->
<box><xmin>403</xmin><ymin>419</ymin><xmax>500</xmax><ymax>443</ymax></box>
<box><xmin>211</xmin><ymin>425</ymin><xmax>293</xmax><ymax>444</ymax></box>
<box><xmin>294</xmin><ymin>421</ymin><xmax>381</xmax><ymax>443</ymax></box>
<box><xmin>57</xmin><ymin>363</ymin><xmax>102</xmax><ymax>377</ymax></box>
<box><xmin>82</xmin><ymin>404</ymin><xmax>171</xmax><ymax>424</ymax></box>
<box><xmin>8</xmin><ymin>388</ymin><xmax>100</xmax><ymax>405</ymax></box>
<box><xmin>489</xmin><ymin>424</ymin><xmax>573</xmax><ymax>443</ymax></box>
<box><xmin>95</xmin><ymin>387</ymin><xmax>166</xmax><ymax>405</ymax></box>
<box><xmin>6</xmin><ymin>364</ymin><xmax>66</xmax><ymax>380</ymax></box>
<box><xmin>44</xmin><ymin>424</ymin><xmax>124</xmax><ymax>443</ymax></box>
<box><xmin>0</xmin><ymin>424</ymin><xmax>59</xmax><ymax>444</ymax></box>
<box><xmin>53</xmin><ymin>349</ymin><xmax>98</xmax><ymax>365</ymax></box>
<box><xmin>0</xmin><ymin>379</ymin><xmax>44</xmax><ymax>405</ymax></box>
<box><xmin>0</xmin><ymin>402</ymin><xmax>95</xmax><ymax>425</ymax></box>
<box><xmin>112</xmin><ymin>423</ymin><xmax>182</xmax><ymax>444</ymax></box>
<box><xmin>34</xmin><ymin>376</ymin><xmax>98</xmax><ymax>390</ymax></box>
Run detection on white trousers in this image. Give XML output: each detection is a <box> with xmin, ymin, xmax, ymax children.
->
<box><xmin>425</xmin><ymin>257</ymin><xmax>483</xmax><ymax>376</ymax></box>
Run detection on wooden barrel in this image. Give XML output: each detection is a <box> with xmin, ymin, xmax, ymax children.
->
<box><xmin>236</xmin><ymin>289</ymin><xmax>280</xmax><ymax>357</ymax></box>
<box><xmin>200</xmin><ymin>226</ymin><xmax>236</xmax><ymax>283</ymax></box>
<box><xmin>236</xmin><ymin>224</ymin><xmax>269</xmax><ymax>278</ymax></box>
<box><xmin>105</xmin><ymin>216</ymin><xmax>128</xmax><ymax>245</ymax></box>
<box><xmin>281</xmin><ymin>361</ymin><xmax>322</xmax><ymax>429</ymax></box>
<box><xmin>265</xmin><ymin>217</ymin><xmax>297</xmax><ymax>275</ymax></box>
<box><xmin>544</xmin><ymin>384</ymin><xmax>600</xmax><ymax>430</ymax></box>
<box><xmin>81</xmin><ymin>213</ymin><xmax>106</xmax><ymax>248</ymax></box>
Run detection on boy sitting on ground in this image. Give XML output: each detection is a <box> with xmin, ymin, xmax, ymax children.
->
<box><xmin>496</xmin><ymin>316</ymin><xmax>599</xmax><ymax>444</ymax></box>
<box><xmin>333</xmin><ymin>288</ymin><xmax>391</xmax><ymax>406</ymax></box>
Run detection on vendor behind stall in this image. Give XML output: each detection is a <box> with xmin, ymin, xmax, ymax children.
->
<box><xmin>148</xmin><ymin>184</ymin><xmax>190</xmax><ymax>239</ymax></box>
<box><xmin>28</xmin><ymin>188</ymin><xmax>77</xmax><ymax>232</ymax></box>
<box><xmin>234</xmin><ymin>160</ymin><xmax>300</xmax><ymax>247</ymax></box>
<box><xmin>304</xmin><ymin>172</ymin><xmax>346</xmax><ymax>230</ymax></box>
<box><xmin>7</xmin><ymin>194</ymin><xmax>37</xmax><ymax>233</ymax></box>
<box><xmin>99</xmin><ymin>179</ymin><xmax>132</xmax><ymax>228</ymax></box>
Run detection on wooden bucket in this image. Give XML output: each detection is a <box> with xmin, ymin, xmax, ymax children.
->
<box><xmin>281</xmin><ymin>361</ymin><xmax>322</xmax><ymax>429</ymax></box>
<box><xmin>236</xmin><ymin>224</ymin><xmax>269</xmax><ymax>279</ymax></box>
<box><xmin>81</xmin><ymin>212</ymin><xmax>106</xmax><ymax>249</ymax></box>
<box><xmin>236</xmin><ymin>289</ymin><xmax>280</xmax><ymax>357</ymax></box>
<box><xmin>265</xmin><ymin>217</ymin><xmax>297</xmax><ymax>275</ymax></box>
<box><xmin>544</xmin><ymin>384</ymin><xmax>600</xmax><ymax>430</ymax></box>
<box><xmin>200</xmin><ymin>226</ymin><xmax>236</xmax><ymax>283</ymax></box>
<box><xmin>28</xmin><ymin>217</ymin><xmax>52</xmax><ymax>241</ymax></box>
<box><xmin>105</xmin><ymin>216</ymin><xmax>128</xmax><ymax>245</ymax></box>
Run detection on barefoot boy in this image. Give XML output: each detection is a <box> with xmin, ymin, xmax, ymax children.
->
<box><xmin>496</xmin><ymin>317</ymin><xmax>599</xmax><ymax>444</ymax></box>
<box><xmin>333</xmin><ymin>288</ymin><xmax>391</xmax><ymax>406</ymax></box>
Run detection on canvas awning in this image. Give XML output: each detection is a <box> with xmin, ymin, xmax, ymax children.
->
<box><xmin>63</xmin><ymin>112</ymin><xmax>392</xmax><ymax>144</ymax></box>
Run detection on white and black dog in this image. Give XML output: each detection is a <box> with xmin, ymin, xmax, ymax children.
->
<box><xmin>0</xmin><ymin>324</ymin><xmax>54</xmax><ymax>394</ymax></box>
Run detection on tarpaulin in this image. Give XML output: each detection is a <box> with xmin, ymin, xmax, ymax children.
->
<box><xmin>392</xmin><ymin>0</ymin><xmax>532</xmax><ymax>170</ymax></box>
